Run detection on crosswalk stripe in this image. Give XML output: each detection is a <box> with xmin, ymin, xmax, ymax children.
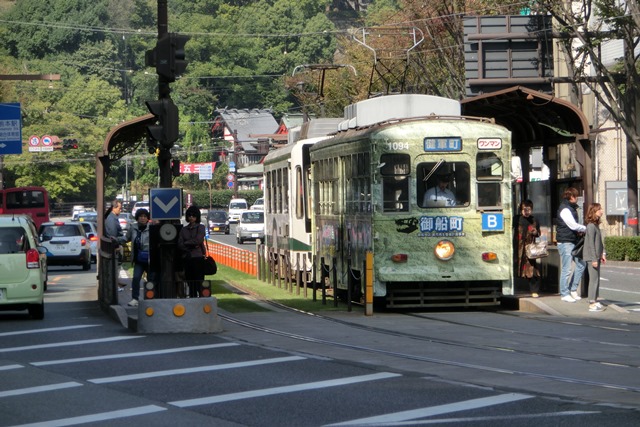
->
<box><xmin>170</xmin><ymin>372</ymin><xmax>402</xmax><ymax>407</ymax></box>
<box><xmin>0</xmin><ymin>336</ymin><xmax>143</xmax><ymax>353</ymax></box>
<box><xmin>0</xmin><ymin>382</ymin><xmax>82</xmax><ymax>398</ymax></box>
<box><xmin>0</xmin><ymin>325</ymin><xmax>100</xmax><ymax>337</ymax></box>
<box><xmin>10</xmin><ymin>405</ymin><xmax>166</xmax><ymax>427</ymax></box>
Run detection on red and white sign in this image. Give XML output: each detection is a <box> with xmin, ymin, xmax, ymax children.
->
<box><xmin>226</xmin><ymin>173</ymin><xmax>234</xmax><ymax>181</ymax></box>
<box><xmin>179</xmin><ymin>162</ymin><xmax>216</xmax><ymax>175</ymax></box>
<box><xmin>477</xmin><ymin>138</ymin><xmax>502</xmax><ymax>150</ymax></box>
<box><xmin>28</xmin><ymin>135</ymin><xmax>41</xmax><ymax>152</ymax></box>
<box><xmin>41</xmin><ymin>135</ymin><xmax>54</xmax><ymax>152</ymax></box>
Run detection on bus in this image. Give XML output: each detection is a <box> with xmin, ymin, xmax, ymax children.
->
<box><xmin>0</xmin><ymin>186</ymin><xmax>50</xmax><ymax>229</ymax></box>
<box><xmin>307</xmin><ymin>95</ymin><xmax>513</xmax><ymax>308</ymax></box>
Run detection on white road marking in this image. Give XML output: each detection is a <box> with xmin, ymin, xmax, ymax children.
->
<box><xmin>327</xmin><ymin>393</ymin><xmax>533</xmax><ymax>426</ymax></box>
<box><xmin>170</xmin><ymin>372</ymin><xmax>402</xmax><ymax>407</ymax></box>
<box><xmin>0</xmin><ymin>325</ymin><xmax>100</xmax><ymax>337</ymax></box>
<box><xmin>0</xmin><ymin>364</ymin><xmax>23</xmax><ymax>371</ymax></box>
<box><xmin>89</xmin><ymin>355</ymin><xmax>306</xmax><ymax>384</ymax></box>
<box><xmin>10</xmin><ymin>405</ymin><xmax>166</xmax><ymax>427</ymax></box>
<box><xmin>0</xmin><ymin>382</ymin><xmax>82</xmax><ymax>398</ymax></box>
<box><xmin>31</xmin><ymin>343</ymin><xmax>238</xmax><ymax>366</ymax></box>
<box><xmin>0</xmin><ymin>336</ymin><xmax>143</xmax><ymax>353</ymax></box>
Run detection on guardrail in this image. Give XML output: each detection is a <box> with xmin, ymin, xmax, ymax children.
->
<box><xmin>206</xmin><ymin>239</ymin><xmax>257</xmax><ymax>276</ymax></box>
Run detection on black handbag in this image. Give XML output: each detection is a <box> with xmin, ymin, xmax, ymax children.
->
<box><xmin>203</xmin><ymin>256</ymin><xmax>217</xmax><ymax>275</ymax></box>
<box><xmin>572</xmin><ymin>236</ymin><xmax>585</xmax><ymax>257</ymax></box>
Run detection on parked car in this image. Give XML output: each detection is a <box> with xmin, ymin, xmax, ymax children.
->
<box><xmin>0</xmin><ymin>215</ymin><xmax>47</xmax><ymax>319</ymax></box>
<box><xmin>118</xmin><ymin>212</ymin><xmax>134</xmax><ymax>232</ymax></box>
<box><xmin>236</xmin><ymin>210</ymin><xmax>265</xmax><ymax>244</ymax></box>
<box><xmin>250</xmin><ymin>197</ymin><xmax>264</xmax><ymax>210</ymax></box>
<box><xmin>207</xmin><ymin>210</ymin><xmax>230</xmax><ymax>234</ymax></box>
<box><xmin>38</xmin><ymin>221</ymin><xmax>92</xmax><ymax>271</ymax></box>
<box><xmin>78</xmin><ymin>221</ymin><xmax>99</xmax><ymax>263</ymax></box>
<box><xmin>131</xmin><ymin>201</ymin><xmax>150</xmax><ymax>218</ymax></box>
<box><xmin>228</xmin><ymin>198</ymin><xmax>248</xmax><ymax>223</ymax></box>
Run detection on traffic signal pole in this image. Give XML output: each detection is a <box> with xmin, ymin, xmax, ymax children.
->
<box><xmin>156</xmin><ymin>0</ymin><xmax>171</xmax><ymax>189</ymax></box>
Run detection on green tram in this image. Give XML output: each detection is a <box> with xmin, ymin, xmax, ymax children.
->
<box><xmin>309</xmin><ymin>95</ymin><xmax>513</xmax><ymax>308</ymax></box>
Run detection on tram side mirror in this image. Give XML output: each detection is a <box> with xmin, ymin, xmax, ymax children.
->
<box><xmin>511</xmin><ymin>156</ymin><xmax>523</xmax><ymax>183</ymax></box>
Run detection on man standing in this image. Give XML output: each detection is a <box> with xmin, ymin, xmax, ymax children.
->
<box><xmin>556</xmin><ymin>187</ymin><xmax>587</xmax><ymax>303</ymax></box>
<box><xmin>104</xmin><ymin>199</ymin><xmax>125</xmax><ymax>263</ymax></box>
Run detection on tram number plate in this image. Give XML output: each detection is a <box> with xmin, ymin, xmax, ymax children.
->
<box><xmin>482</xmin><ymin>213</ymin><xmax>504</xmax><ymax>231</ymax></box>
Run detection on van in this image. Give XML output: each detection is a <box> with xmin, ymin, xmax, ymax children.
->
<box><xmin>228</xmin><ymin>198</ymin><xmax>248</xmax><ymax>223</ymax></box>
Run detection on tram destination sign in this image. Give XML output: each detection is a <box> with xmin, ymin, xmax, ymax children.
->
<box><xmin>424</xmin><ymin>137</ymin><xmax>462</xmax><ymax>152</ymax></box>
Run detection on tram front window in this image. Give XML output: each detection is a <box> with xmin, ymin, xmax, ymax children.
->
<box><xmin>476</xmin><ymin>152</ymin><xmax>503</xmax><ymax>209</ymax></box>
<box><xmin>418</xmin><ymin>161</ymin><xmax>470</xmax><ymax>208</ymax></box>
<box><xmin>380</xmin><ymin>153</ymin><xmax>410</xmax><ymax>212</ymax></box>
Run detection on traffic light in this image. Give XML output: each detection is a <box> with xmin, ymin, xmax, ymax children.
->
<box><xmin>145</xmin><ymin>33</ymin><xmax>189</xmax><ymax>82</ymax></box>
<box><xmin>62</xmin><ymin>139</ymin><xmax>78</xmax><ymax>149</ymax></box>
<box><xmin>145</xmin><ymin>98</ymin><xmax>179</xmax><ymax>149</ymax></box>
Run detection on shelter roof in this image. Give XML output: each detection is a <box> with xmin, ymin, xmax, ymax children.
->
<box><xmin>215</xmin><ymin>108</ymin><xmax>278</xmax><ymax>142</ymax></box>
<box><xmin>461</xmin><ymin>86</ymin><xmax>590</xmax><ymax>147</ymax></box>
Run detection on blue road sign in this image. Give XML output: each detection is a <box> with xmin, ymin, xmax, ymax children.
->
<box><xmin>150</xmin><ymin>188</ymin><xmax>183</xmax><ymax>220</ymax></box>
<box><xmin>0</xmin><ymin>103</ymin><xmax>22</xmax><ymax>155</ymax></box>
<box><xmin>481</xmin><ymin>213</ymin><xmax>504</xmax><ymax>231</ymax></box>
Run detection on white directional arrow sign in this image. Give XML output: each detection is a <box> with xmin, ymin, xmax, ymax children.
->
<box><xmin>149</xmin><ymin>188</ymin><xmax>183</xmax><ymax>220</ymax></box>
<box><xmin>153</xmin><ymin>195</ymin><xmax>179</xmax><ymax>213</ymax></box>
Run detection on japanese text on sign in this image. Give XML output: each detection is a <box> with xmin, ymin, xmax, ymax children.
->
<box><xmin>424</xmin><ymin>137</ymin><xmax>462</xmax><ymax>152</ymax></box>
<box><xmin>477</xmin><ymin>138</ymin><xmax>502</xmax><ymax>150</ymax></box>
<box><xmin>418</xmin><ymin>216</ymin><xmax>465</xmax><ymax>237</ymax></box>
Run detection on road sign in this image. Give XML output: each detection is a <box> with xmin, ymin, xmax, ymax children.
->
<box><xmin>227</xmin><ymin>181</ymin><xmax>234</xmax><ymax>188</ymax></box>
<box><xmin>199</xmin><ymin>164</ymin><xmax>212</xmax><ymax>180</ymax></box>
<box><xmin>150</xmin><ymin>188</ymin><xmax>183</xmax><ymax>220</ymax></box>
<box><xmin>229</xmin><ymin>161</ymin><xmax>236</xmax><ymax>172</ymax></box>
<box><xmin>226</xmin><ymin>173</ymin><xmax>234</xmax><ymax>181</ymax></box>
<box><xmin>41</xmin><ymin>135</ymin><xmax>54</xmax><ymax>152</ymax></box>
<box><xmin>0</xmin><ymin>103</ymin><xmax>22</xmax><ymax>155</ymax></box>
<box><xmin>28</xmin><ymin>135</ymin><xmax>40</xmax><ymax>152</ymax></box>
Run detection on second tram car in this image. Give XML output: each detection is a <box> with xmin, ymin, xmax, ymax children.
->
<box><xmin>310</xmin><ymin>95</ymin><xmax>513</xmax><ymax>308</ymax></box>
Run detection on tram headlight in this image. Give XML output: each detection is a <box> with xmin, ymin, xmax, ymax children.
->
<box><xmin>434</xmin><ymin>240</ymin><xmax>455</xmax><ymax>261</ymax></box>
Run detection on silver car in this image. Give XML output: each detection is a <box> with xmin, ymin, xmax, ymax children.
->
<box><xmin>236</xmin><ymin>210</ymin><xmax>265</xmax><ymax>244</ymax></box>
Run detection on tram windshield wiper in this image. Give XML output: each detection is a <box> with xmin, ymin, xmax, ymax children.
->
<box><xmin>423</xmin><ymin>159</ymin><xmax>446</xmax><ymax>181</ymax></box>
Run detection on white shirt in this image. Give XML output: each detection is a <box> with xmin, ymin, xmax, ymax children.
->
<box><xmin>423</xmin><ymin>186</ymin><xmax>456</xmax><ymax>206</ymax></box>
<box><xmin>559</xmin><ymin>207</ymin><xmax>586</xmax><ymax>233</ymax></box>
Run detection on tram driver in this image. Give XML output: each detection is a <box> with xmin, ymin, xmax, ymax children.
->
<box><xmin>423</xmin><ymin>174</ymin><xmax>457</xmax><ymax>207</ymax></box>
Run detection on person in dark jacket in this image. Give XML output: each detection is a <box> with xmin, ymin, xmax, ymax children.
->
<box><xmin>178</xmin><ymin>205</ymin><xmax>206</xmax><ymax>298</ymax></box>
<box><xmin>124</xmin><ymin>208</ymin><xmax>151</xmax><ymax>307</ymax></box>
<box><xmin>556</xmin><ymin>187</ymin><xmax>586</xmax><ymax>303</ymax></box>
<box><xmin>583</xmin><ymin>203</ymin><xmax>607</xmax><ymax>312</ymax></box>
<box><xmin>515</xmin><ymin>200</ymin><xmax>540</xmax><ymax>297</ymax></box>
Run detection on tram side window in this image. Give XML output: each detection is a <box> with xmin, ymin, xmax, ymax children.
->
<box><xmin>476</xmin><ymin>152</ymin><xmax>503</xmax><ymax>209</ymax></box>
<box><xmin>380</xmin><ymin>153</ymin><xmax>410</xmax><ymax>212</ymax></box>
<box><xmin>418</xmin><ymin>161</ymin><xmax>470</xmax><ymax>208</ymax></box>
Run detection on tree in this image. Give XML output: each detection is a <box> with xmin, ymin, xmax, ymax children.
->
<box><xmin>534</xmin><ymin>0</ymin><xmax>640</xmax><ymax>235</ymax></box>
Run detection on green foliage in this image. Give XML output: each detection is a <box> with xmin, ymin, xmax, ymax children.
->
<box><xmin>604</xmin><ymin>236</ymin><xmax>640</xmax><ymax>261</ymax></box>
<box><xmin>185</xmin><ymin>189</ymin><xmax>263</xmax><ymax>209</ymax></box>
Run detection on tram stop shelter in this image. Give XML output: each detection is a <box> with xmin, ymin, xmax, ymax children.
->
<box><xmin>461</xmin><ymin>85</ymin><xmax>593</xmax><ymax>294</ymax></box>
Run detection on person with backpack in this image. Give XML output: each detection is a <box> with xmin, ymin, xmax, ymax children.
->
<box><xmin>125</xmin><ymin>208</ymin><xmax>151</xmax><ymax>307</ymax></box>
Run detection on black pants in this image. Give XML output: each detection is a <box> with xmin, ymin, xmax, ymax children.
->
<box><xmin>184</xmin><ymin>256</ymin><xmax>204</xmax><ymax>297</ymax></box>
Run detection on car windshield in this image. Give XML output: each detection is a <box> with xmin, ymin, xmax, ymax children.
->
<box><xmin>242</xmin><ymin>212</ymin><xmax>264</xmax><ymax>224</ymax></box>
<box><xmin>230</xmin><ymin>202</ymin><xmax>246</xmax><ymax>209</ymax></box>
<box><xmin>208</xmin><ymin>212</ymin><xmax>227</xmax><ymax>221</ymax></box>
<box><xmin>40</xmin><ymin>225</ymin><xmax>81</xmax><ymax>238</ymax></box>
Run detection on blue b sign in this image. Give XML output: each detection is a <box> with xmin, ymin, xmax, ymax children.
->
<box><xmin>481</xmin><ymin>213</ymin><xmax>504</xmax><ymax>231</ymax></box>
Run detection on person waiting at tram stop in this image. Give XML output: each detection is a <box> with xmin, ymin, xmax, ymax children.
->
<box><xmin>423</xmin><ymin>174</ymin><xmax>457</xmax><ymax>206</ymax></box>
<box><xmin>178</xmin><ymin>205</ymin><xmax>206</xmax><ymax>298</ymax></box>
<box><xmin>124</xmin><ymin>208</ymin><xmax>152</xmax><ymax>307</ymax></box>
<box><xmin>515</xmin><ymin>200</ymin><xmax>541</xmax><ymax>298</ymax></box>
<box><xmin>556</xmin><ymin>187</ymin><xmax>587</xmax><ymax>303</ymax></box>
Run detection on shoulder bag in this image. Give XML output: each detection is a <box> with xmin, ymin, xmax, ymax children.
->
<box><xmin>571</xmin><ymin>236</ymin><xmax>585</xmax><ymax>258</ymax></box>
<box><xmin>525</xmin><ymin>240</ymin><xmax>548</xmax><ymax>259</ymax></box>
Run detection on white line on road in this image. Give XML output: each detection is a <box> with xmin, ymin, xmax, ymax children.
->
<box><xmin>0</xmin><ymin>364</ymin><xmax>23</xmax><ymax>371</ymax></box>
<box><xmin>326</xmin><ymin>393</ymin><xmax>533</xmax><ymax>426</ymax></box>
<box><xmin>170</xmin><ymin>372</ymin><xmax>402</xmax><ymax>407</ymax></box>
<box><xmin>0</xmin><ymin>336</ymin><xmax>143</xmax><ymax>353</ymax></box>
<box><xmin>0</xmin><ymin>382</ymin><xmax>82</xmax><ymax>398</ymax></box>
<box><xmin>0</xmin><ymin>325</ymin><xmax>100</xmax><ymax>337</ymax></box>
<box><xmin>9</xmin><ymin>405</ymin><xmax>166</xmax><ymax>427</ymax></box>
<box><xmin>31</xmin><ymin>342</ymin><xmax>239</xmax><ymax>366</ymax></box>
<box><xmin>89</xmin><ymin>355</ymin><xmax>306</xmax><ymax>384</ymax></box>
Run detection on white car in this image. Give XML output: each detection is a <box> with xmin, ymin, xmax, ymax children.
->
<box><xmin>236</xmin><ymin>210</ymin><xmax>265</xmax><ymax>244</ymax></box>
<box><xmin>0</xmin><ymin>215</ymin><xmax>47</xmax><ymax>319</ymax></box>
<box><xmin>38</xmin><ymin>221</ymin><xmax>92</xmax><ymax>271</ymax></box>
<box><xmin>250</xmin><ymin>197</ymin><xmax>264</xmax><ymax>210</ymax></box>
<box><xmin>78</xmin><ymin>220</ymin><xmax>98</xmax><ymax>263</ymax></box>
<box><xmin>228</xmin><ymin>198</ymin><xmax>248</xmax><ymax>223</ymax></box>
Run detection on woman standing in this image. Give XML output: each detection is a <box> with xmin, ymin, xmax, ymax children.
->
<box><xmin>125</xmin><ymin>208</ymin><xmax>151</xmax><ymax>307</ymax></box>
<box><xmin>583</xmin><ymin>203</ymin><xmax>607</xmax><ymax>312</ymax></box>
<box><xmin>516</xmin><ymin>200</ymin><xmax>541</xmax><ymax>297</ymax></box>
<box><xmin>178</xmin><ymin>205</ymin><xmax>206</xmax><ymax>298</ymax></box>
